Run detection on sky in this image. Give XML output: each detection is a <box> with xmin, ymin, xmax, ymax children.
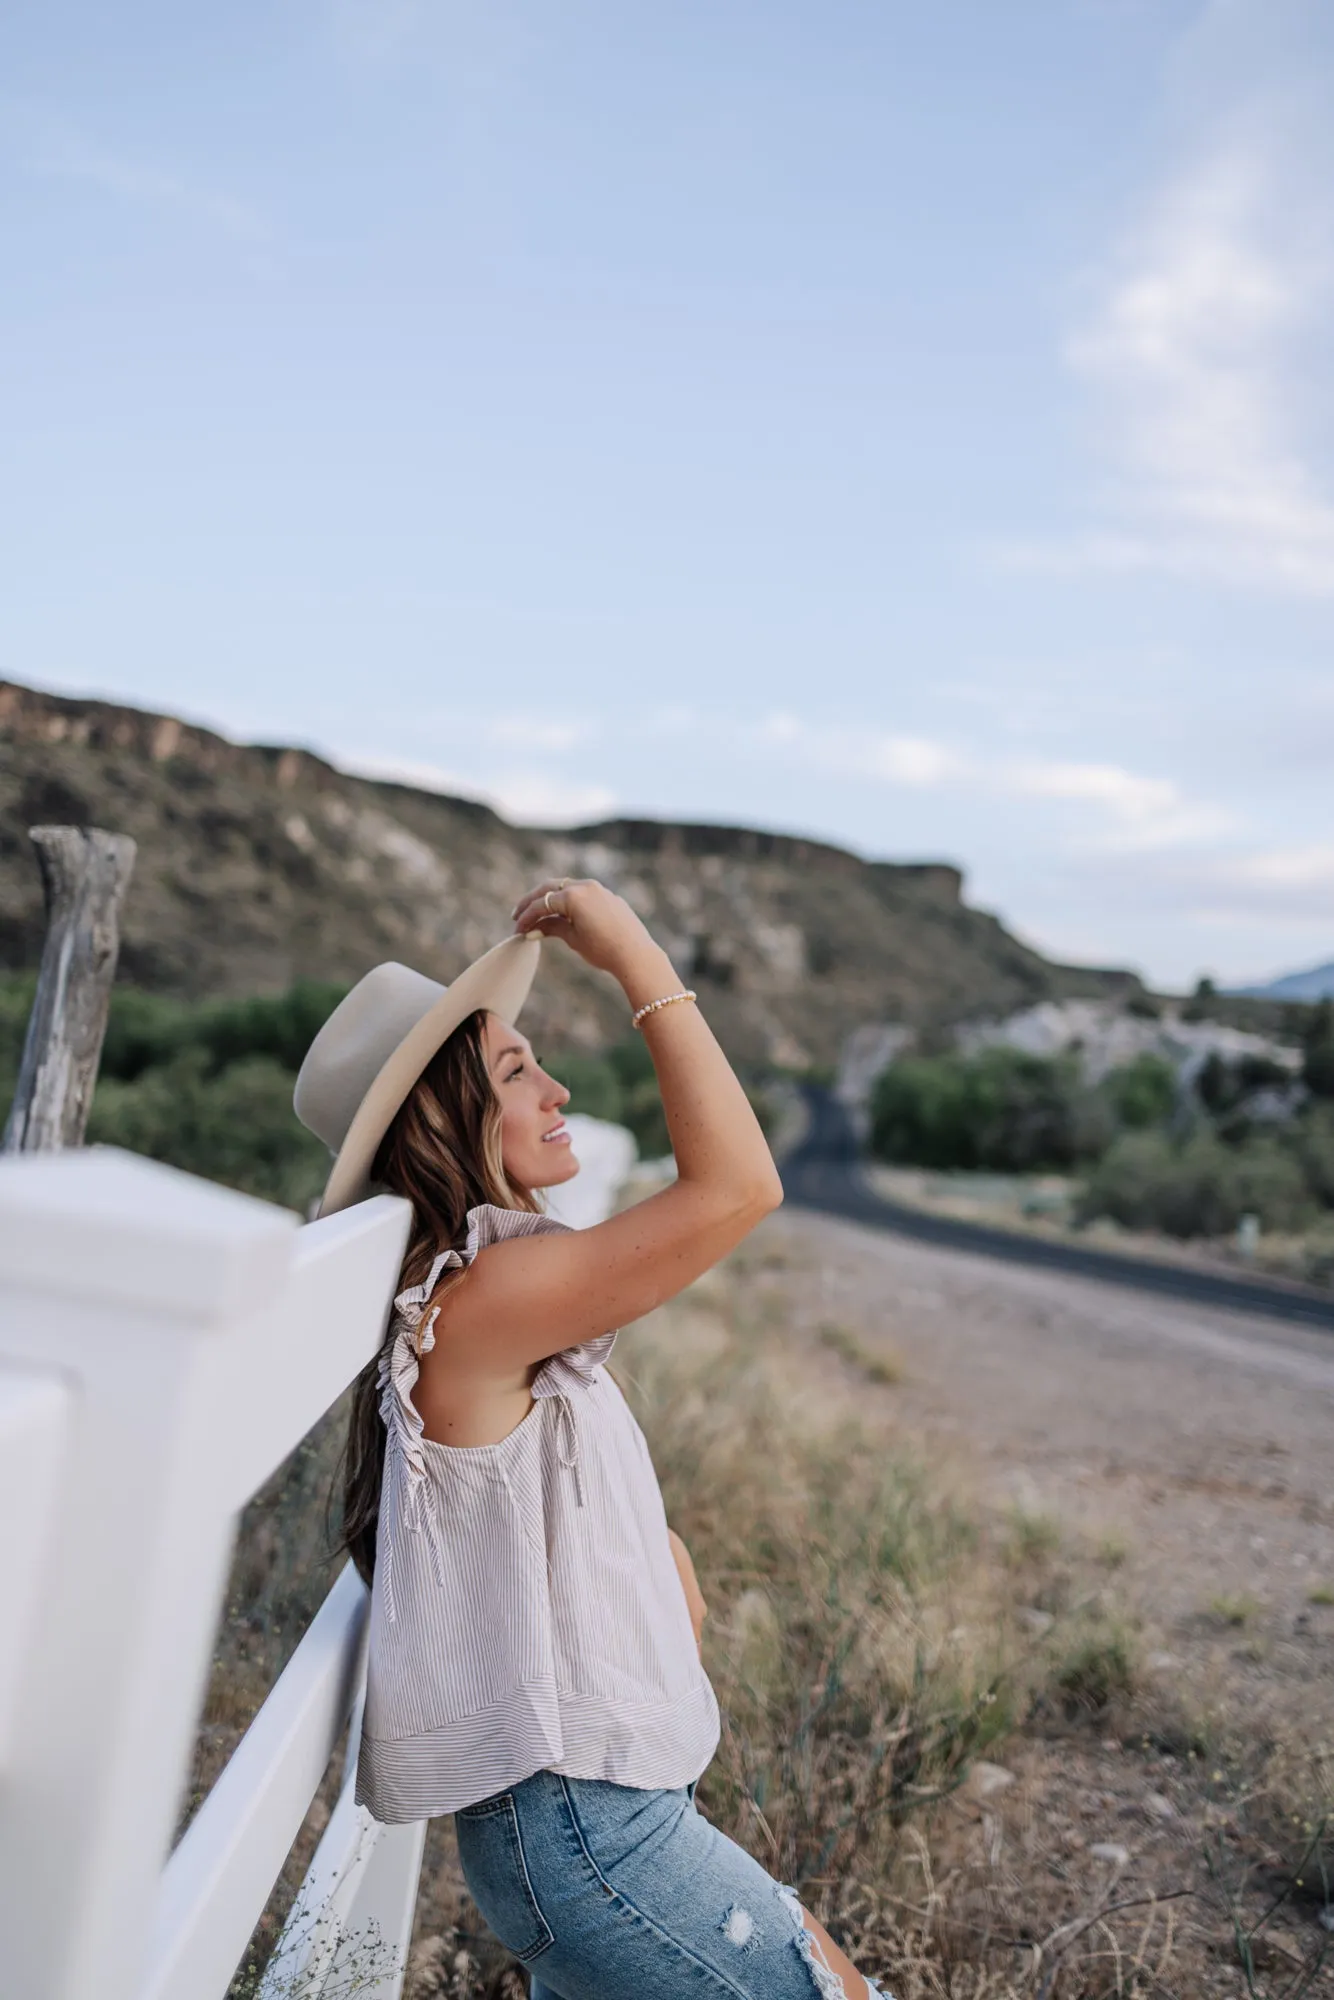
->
<box><xmin>2</xmin><ymin>0</ymin><xmax>1332</xmax><ymax>992</ymax></box>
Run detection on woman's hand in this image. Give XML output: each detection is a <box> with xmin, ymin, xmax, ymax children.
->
<box><xmin>512</xmin><ymin>878</ymin><xmax>669</xmax><ymax>989</ymax></box>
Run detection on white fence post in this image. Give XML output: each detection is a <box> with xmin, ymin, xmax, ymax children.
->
<box><xmin>0</xmin><ymin>1145</ymin><xmax>299</xmax><ymax>2000</ymax></box>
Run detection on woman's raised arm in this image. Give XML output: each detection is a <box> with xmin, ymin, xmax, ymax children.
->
<box><xmin>429</xmin><ymin>879</ymin><xmax>782</xmax><ymax>1373</ymax></box>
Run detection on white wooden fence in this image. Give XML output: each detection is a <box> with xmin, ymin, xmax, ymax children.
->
<box><xmin>0</xmin><ymin>1115</ymin><xmax>636</xmax><ymax>2000</ymax></box>
<box><xmin>0</xmin><ymin>1143</ymin><xmax>422</xmax><ymax>2000</ymax></box>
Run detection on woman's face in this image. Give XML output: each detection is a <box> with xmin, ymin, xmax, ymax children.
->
<box><xmin>483</xmin><ymin>1013</ymin><xmax>579</xmax><ymax>1190</ymax></box>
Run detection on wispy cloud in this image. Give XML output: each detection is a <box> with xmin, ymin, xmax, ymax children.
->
<box><xmin>1005</xmin><ymin>6</ymin><xmax>1334</xmax><ymax>596</ymax></box>
<box><xmin>753</xmin><ymin>714</ymin><xmax>1229</xmax><ymax>852</ymax></box>
<box><xmin>1224</xmin><ymin>840</ymin><xmax>1334</xmax><ymax>912</ymax></box>
<box><xmin>1224</xmin><ymin>841</ymin><xmax>1334</xmax><ymax>897</ymax></box>
<box><xmin>1068</xmin><ymin>142</ymin><xmax>1334</xmax><ymax>593</ymax></box>
<box><xmin>9</xmin><ymin>105</ymin><xmax>269</xmax><ymax>244</ymax></box>
<box><xmin>1003</xmin><ymin>758</ymin><xmax>1231</xmax><ymax>847</ymax></box>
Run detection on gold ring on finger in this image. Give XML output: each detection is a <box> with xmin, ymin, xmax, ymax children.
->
<box><xmin>544</xmin><ymin>889</ymin><xmax>557</xmax><ymax>914</ymax></box>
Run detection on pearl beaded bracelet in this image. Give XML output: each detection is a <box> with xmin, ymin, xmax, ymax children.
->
<box><xmin>631</xmin><ymin>988</ymin><xmax>698</xmax><ymax>1030</ymax></box>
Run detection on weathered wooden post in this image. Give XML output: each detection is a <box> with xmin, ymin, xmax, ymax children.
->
<box><xmin>1</xmin><ymin>824</ymin><xmax>136</xmax><ymax>1154</ymax></box>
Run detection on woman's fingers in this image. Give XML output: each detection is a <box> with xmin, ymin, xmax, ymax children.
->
<box><xmin>510</xmin><ymin>878</ymin><xmax>661</xmax><ymax>981</ymax></box>
<box><xmin>512</xmin><ymin>879</ymin><xmax>576</xmax><ymax>933</ymax></box>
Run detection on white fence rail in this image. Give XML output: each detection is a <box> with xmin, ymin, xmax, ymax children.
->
<box><xmin>0</xmin><ymin>1144</ymin><xmax>419</xmax><ymax>2000</ymax></box>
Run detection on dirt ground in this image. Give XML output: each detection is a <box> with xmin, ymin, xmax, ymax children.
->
<box><xmin>741</xmin><ymin>1203</ymin><xmax>1334</xmax><ymax>1994</ymax></box>
<box><xmin>769</xmin><ymin>1204</ymin><xmax>1334</xmax><ymax>1719</ymax></box>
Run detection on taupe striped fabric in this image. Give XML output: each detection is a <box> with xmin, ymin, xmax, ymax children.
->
<box><xmin>355</xmin><ymin>1203</ymin><xmax>721</xmax><ymax>1823</ymax></box>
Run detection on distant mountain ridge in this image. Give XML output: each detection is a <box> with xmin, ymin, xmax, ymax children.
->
<box><xmin>0</xmin><ymin>679</ymin><xmax>1142</xmax><ymax>1065</ymax></box>
<box><xmin>1239</xmin><ymin>961</ymin><xmax>1334</xmax><ymax>1003</ymax></box>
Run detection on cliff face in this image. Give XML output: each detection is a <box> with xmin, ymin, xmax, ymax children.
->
<box><xmin>0</xmin><ymin>681</ymin><xmax>1137</xmax><ymax>1064</ymax></box>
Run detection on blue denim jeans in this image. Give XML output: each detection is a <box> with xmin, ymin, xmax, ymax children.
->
<box><xmin>453</xmin><ymin>1767</ymin><xmax>890</xmax><ymax>1998</ymax></box>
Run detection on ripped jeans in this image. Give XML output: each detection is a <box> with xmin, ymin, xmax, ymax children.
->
<box><xmin>453</xmin><ymin>1767</ymin><xmax>891</xmax><ymax>1999</ymax></box>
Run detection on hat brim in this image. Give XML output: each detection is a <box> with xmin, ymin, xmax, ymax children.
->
<box><xmin>316</xmin><ymin>932</ymin><xmax>542</xmax><ymax>1218</ymax></box>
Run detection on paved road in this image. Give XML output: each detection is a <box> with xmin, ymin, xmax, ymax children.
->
<box><xmin>782</xmin><ymin>1088</ymin><xmax>1334</xmax><ymax>1334</ymax></box>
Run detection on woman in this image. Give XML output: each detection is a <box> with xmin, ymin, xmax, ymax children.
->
<box><xmin>295</xmin><ymin>878</ymin><xmax>889</xmax><ymax>2000</ymax></box>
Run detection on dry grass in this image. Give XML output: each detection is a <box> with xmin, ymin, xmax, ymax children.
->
<box><xmin>816</xmin><ymin>1317</ymin><xmax>906</xmax><ymax>1385</ymax></box>
<box><xmin>1207</xmin><ymin>1593</ymin><xmax>1262</xmax><ymax>1631</ymax></box>
<box><xmin>195</xmin><ymin>1232</ymin><xmax>1334</xmax><ymax>1999</ymax></box>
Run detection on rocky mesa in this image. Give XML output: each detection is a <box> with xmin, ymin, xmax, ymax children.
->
<box><xmin>0</xmin><ymin>680</ymin><xmax>1140</xmax><ymax>1065</ymax></box>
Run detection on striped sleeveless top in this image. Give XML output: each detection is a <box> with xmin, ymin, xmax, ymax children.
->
<box><xmin>354</xmin><ymin>1202</ymin><xmax>721</xmax><ymax>1823</ymax></box>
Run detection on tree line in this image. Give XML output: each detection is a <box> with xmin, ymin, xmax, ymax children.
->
<box><xmin>867</xmin><ymin>1001</ymin><xmax>1334</xmax><ymax>1242</ymax></box>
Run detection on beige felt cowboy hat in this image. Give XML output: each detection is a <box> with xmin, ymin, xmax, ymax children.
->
<box><xmin>294</xmin><ymin>932</ymin><xmax>542</xmax><ymax>1217</ymax></box>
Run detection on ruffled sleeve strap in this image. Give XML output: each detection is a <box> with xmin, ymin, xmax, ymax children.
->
<box><xmin>378</xmin><ymin>1244</ymin><xmax>464</xmax><ymax>1622</ymax></box>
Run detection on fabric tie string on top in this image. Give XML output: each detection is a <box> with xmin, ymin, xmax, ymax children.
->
<box><xmin>552</xmin><ymin>1390</ymin><xmax>585</xmax><ymax>1509</ymax></box>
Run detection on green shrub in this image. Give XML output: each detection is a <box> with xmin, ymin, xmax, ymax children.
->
<box><xmin>1099</xmin><ymin>1052</ymin><xmax>1176</xmax><ymax>1129</ymax></box>
<box><xmin>189</xmin><ymin>982</ymin><xmax>351</xmax><ymax>1076</ymax></box>
<box><xmin>869</xmin><ymin>1048</ymin><xmax>1107</xmax><ymax>1173</ymax></box>
<box><xmin>0</xmin><ymin>973</ymin><xmax>38</xmax><ymax>1118</ymax></box>
<box><xmin>1234</xmin><ymin>1138</ymin><xmax>1317</xmax><ymax>1231</ymax></box>
<box><xmin>869</xmin><ymin>1055</ymin><xmax>976</xmax><ymax>1168</ymax></box>
<box><xmin>1196</xmin><ymin>1049</ymin><xmax>1293</xmax><ymax>1121</ymax></box>
<box><xmin>1304</xmin><ymin>999</ymin><xmax>1334</xmax><ymax>1099</ymax></box>
<box><xmin>3</xmin><ymin>975</ymin><xmax>351</xmax><ymax>1096</ymax></box>
<box><xmin>98</xmin><ymin>980</ymin><xmax>348</xmax><ymax>1082</ymax></box>
<box><xmin>1078</xmin><ymin>1129</ymin><xmax>1314</xmax><ymax>1238</ymax></box>
<box><xmin>1079</xmin><ymin>1130</ymin><xmax>1231</xmax><ymax>1237</ymax></box>
<box><xmin>96</xmin><ymin>987</ymin><xmax>197</xmax><ymax>1079</ymax></box>
<box><xmin>88</xmin><ymin>1048</ymin><xmax>330</xmax><ymax>1211</ymax></box>
<box><xmin>1293</xmin><ymin>1105</ymin><xmax>1334</xmax><ymax>1207</ymax></box>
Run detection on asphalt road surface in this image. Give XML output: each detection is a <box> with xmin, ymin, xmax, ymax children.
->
<box><xmin>782</xmin><ymin>1089</ymin><xmax>1334</xmax><ymax>1335</ymax></box>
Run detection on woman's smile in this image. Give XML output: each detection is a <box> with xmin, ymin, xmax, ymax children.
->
<box><xmin>541</xmin><ymin>1119</ymin><xmax>571</xmax><ymax>1145</ymax></box>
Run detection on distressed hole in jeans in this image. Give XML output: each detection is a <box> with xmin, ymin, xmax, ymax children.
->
<box><xmin>775</xmin><ymin>1884</ymin><xmax>853</xmax><ymax>2000</ymax></box>
<box><xmin>720</xmin><ymin>1902</ymin><xmax>760</xmax><ymax>1954</ymax></box>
